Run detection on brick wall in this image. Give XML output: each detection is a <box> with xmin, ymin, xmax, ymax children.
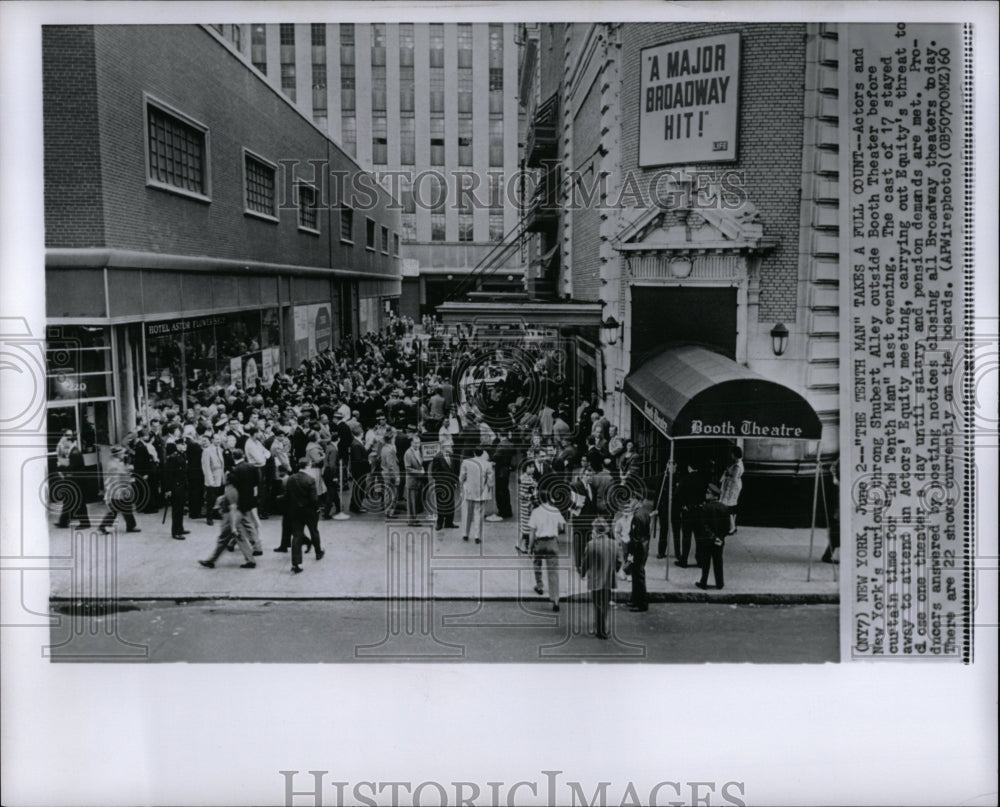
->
<box><xmin>619</xmin><ymin>23</ymin><xmax>806</xmax><ymax>322</ymax></box>
<box><xmin>44</xmin><ymin>25</ymin><xmax>399</xmax><ymax>278</ymax></box>
<box><xmin>43</xmin><ymin>26</ymin><xmax>105</xmax><ymax>248</ymax></box>
<box><xmin>570</xmin><ymin>74</ymin><xmax>603</xmax><ymax>302</ymax></box>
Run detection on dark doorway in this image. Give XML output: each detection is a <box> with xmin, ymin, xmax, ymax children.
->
<box><xmin>630</xmin><ymin>286</ymin><xmax>738</xmax><ymax>365</ymax></box>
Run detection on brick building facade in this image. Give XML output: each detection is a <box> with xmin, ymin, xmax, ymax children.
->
<box><xmin>43</xmin><ymin>25</ymin><xmax>401</xmax><ymax>453</ymax></box>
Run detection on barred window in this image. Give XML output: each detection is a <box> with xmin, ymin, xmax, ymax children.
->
<box><xmin>146</xmin><ymin>100</ymin><xmax>209</xmax><ymax>198</ymax></box>
<box><xmin>341</xmin><ymin>115</ymin><xmax>356</xmax><ymax>157</ymax></box>
<box><xmin>429</xmin><ymin>67</ymin><xmax>444</xmax><ymax>114</ymax></box>
<box><xmin>244</xmin><ymin>151</ymin><xmax>276</xmax><ymax>219</ymax></box>
<box><xmin>402</xmin><ymin>213</ymin><xmax>417</xmax><ymax>241</ymax></box>
<box><xmin>489</xmin><ymin>117</ymin><xmax>503</xmax><ymax>166</ymax></box>
<box><xmin>280</xmin><ymin>23</ymin><xmax>295</xmax><ymax>46</ymax></box>
<box><xmin>399</xmin><ymin>117</ymin><xmax>415</xmax><ymax>165</ymax></box>
<box><xmin>430</xmin><ymin>116</ymin><xmax>445</xmax><ymax>166</ymax></box>
<box><xmin>399</xmin><ymin>65</ymin><xmax>414</xmax><ymax>112</ymax></box>
<box><xmin>371</xmin><ymin>23</ymin><xmax>386</xmax><ymax>65</ymax></box>
<box><xmin>399</xmin><ymin>23</ymin><xmax>414</xmax><ymax>67</ymax></box>
<box><xmin>311</xmin><ymin>23</ymin><xmax>326</xmax><ymax>47</ymax></box>
<box><xmin>298</xmin><ymin>185</ymin><xmax>319</xmax><ymax>232</ymax></box>
<box><xmin>381</xmin><ymin>225</ymin><xmax>390</xmax><ymax>254</ymax></box>
<box><xmin>457</xmin><ymin>69</ymin><xmax>473</xmax><ymax>114</ymax></box>
<box><xmin>489</xmin><ymin>209</ymin><xmax>504</xmax><ymax>242</ymax></box>
<box><xmin>340</xmin><ymin>24</ymin><xmax>354</xmax><ymax>45</ymax></box>
<box><xmin>281</xmin><ymin>63</ymin><xmax>296</xmax><ymax>102</ymax></box>
<box><xmin>429</xmin><ymin>23</ymin><xmax>444</xmax><ymax>67</ymax></box>
<box><xmin>340</xmin><ymin>64</ymin><xmax>356</xmax><ymax>111</ymax></box>
<box><xmin>371</xmin><ymin>64</ymin><xmax>387</xmax><ymax>111</ymax></box>
<box><xmin>372</xmin><ymin>115</ymin><xmax>388</xmax><ymax>165</ymax></box>
<box><xmin>489</xmin><ymin>23</ymin><xmax>503</xmax><ymax>68</ymax></box>
<box><xmin>251</xmin><ymin>24</ymin><xmax>267</xmax><ymax>73</ymax></box>
<box><xmin>459</xmin><ymin>212</ymin><xmax>474</xmax><ymax>242</ymax></box>
<box><xmin>457</xmin><ymin>24</ymin><xmax>473</xmax><ymax>68</ymax></box>
<box><xmin>457</xmin><ymin>115</ymin><xmax>472</xmax><ymax>166</ymax></box>
<box><xmin>340</xmin><ymin>206</ymin><xmax>353</xmax><ymax>241</ymax></box>
<box><xmin>366</xmin><ymin>217</ymin><xmax>376</xmax><ymax>250</ymax></box>
<box><xmin>431</xmin><ymin>212</ymin><xmax>446</xmax><ymax>241</ymax></box>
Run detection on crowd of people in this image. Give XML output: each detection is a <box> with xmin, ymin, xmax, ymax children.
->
<box><xmin>51</xmin><ymin>313</ymin><xmax>750</xmax><ymax>604</ymax></box>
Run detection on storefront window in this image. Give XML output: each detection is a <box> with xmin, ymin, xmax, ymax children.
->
<box><xmin>46</xmin><ymin>325</ymin><xmax>113</xmax><ymax>401</ymax></box>
<box><xmin>144</xmin><ymin>308</ymin><xmax>279</xmax><ymax>411</ymax></box>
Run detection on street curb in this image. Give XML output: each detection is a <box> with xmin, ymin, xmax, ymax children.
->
<box><xmin>50</xmin><ymin>593</ymin><xmax>840</xmax><ymax>606</ymax></box>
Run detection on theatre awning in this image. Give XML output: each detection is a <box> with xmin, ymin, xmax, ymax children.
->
<box><xmin>624</xmin><ymin>345</ymin><xmax>823</xmax><ymax>440</ymax></box>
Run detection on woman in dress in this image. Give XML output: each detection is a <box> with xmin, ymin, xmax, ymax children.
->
<box><xmin>719</xmin><ymin>445</ymin><xmax>744</xmax><ymax>535</ymax></box>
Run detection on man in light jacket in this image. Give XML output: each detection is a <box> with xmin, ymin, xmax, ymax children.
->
<box><xmin>459</xmin><ymin>444</ymin><xmax>494</xmax><ymax>545</ymax></box>
<box><xmin>200</xmin><ymin>432</ymin><xmax>225</xmax><ymax>526</ymax></box>
<box><xmin>403</xmin><ymin>435</ymin><xmax>424</xmax><ymax>526</ymax></box>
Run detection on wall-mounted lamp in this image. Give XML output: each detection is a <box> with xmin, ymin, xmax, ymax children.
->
<box><xmin>770</xmin><ymin>322</ymin><xmax>789</xmax><ymax>357</ymax></box>
<box><xmin>601</xmin><ymin>316</ymin><xmax>623</xmax><ymax>346</ymax></box>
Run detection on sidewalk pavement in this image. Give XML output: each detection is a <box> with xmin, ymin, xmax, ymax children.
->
<box><xmin>48</xmin><ymin>504</ymin><xmax>840</xmax><ymax>603</ymax></box>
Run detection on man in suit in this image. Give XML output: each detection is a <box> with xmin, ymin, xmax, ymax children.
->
<box><xmin>380</xmin><ymin>428</ymin><xmax>400</xmax><ymax>518</ymax></box>
<box><xmin>285</xmin><ymin>458</ymin><xmax>324</xmax><ymax>574</ymax></box>
<box><xmin>692</xmin><ymin>484</ymin><xmax>731</xmax><ymax>590</ymax></box>
<box><xmin>580</xmin><ymin>518</ymin><xmax>621</xmax><ymax>639</ymax></box>
<box><xmin>625</xmin><ymin>493</ymin><xmax>652</xmax><ymax>612</ymax></box>
<box><xmin>201</xmin><ymin>432</ymin><xmax>226</xmax><ymax>526</ymax></box>
<box><xmin>229</xmin><ymin>448</ymin><xmax>263</xmax><ymax>555</ymax></box>
<box><xmin>98</xmin><ymin>445</ymin><xmax>140</xmax><ymax>534</ymax></box>
<box><xmin>198</xmin><ymin>472</ymin><xmax>256</xmax><ymax>569</ymax></box>
<box><xmin>55</xmin><ymin>435</ymin><xmax>92</xmax><ymax>529</ymax></box>
<box><xmin>459</xmin><ymin>444</ymin><xmax>494</xmax><ymax>544</ymax></box>
<box><xmin>403</xmin><ymin>434</ymin><xmax>425</xmax><ymax>526</ymax></box>
<box><xmin>163</xmin><ymin>441</ymin><xmax>189</xmax><ymax>541</ymax></box>
<box><xmin>430</xmin><ymin>442</ymin><xmax>460</xmax><ymax>530</ymax></box>
<box><xmin>490</xmin><ymin>431</ymin><xmax>515</xmax><ymax>520</ymax></box>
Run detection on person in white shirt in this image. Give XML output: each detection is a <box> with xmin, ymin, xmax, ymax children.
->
<box><xmin>459</xmin><ymin>445</ymin><xmax>494</xmax><ymax>544</ymax></box>
<box><xmin>527</xmin><ymin>489</ymin><xmax>566</xmax><ymax>612</ymax></box>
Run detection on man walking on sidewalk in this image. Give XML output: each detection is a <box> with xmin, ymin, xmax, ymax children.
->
<box><xmin>230</xmin><ymin>449</ymin><xmax>263</xmax><ymax>556</ymax></box>
<box><xmin>527</xmin><ymin>489</ymin><xmax>566</xmax><ymax>612</ymax></box>
<box><xmin>580</xmin><ymin>518</ymin><xmax>621</xmax><ymax>639</ymax></box>
<box><xmin>199</xmin><ymin>472</ymin><xmax>256</xmax><ymax>569</ymax></box>
<box><xmin>98</xmin><ymin>445</ymin><xmax>140</xmax><ymax>534</ymax></box>
<box><xmin>286</xmin><ymin>457</ymin><xmax>324</xmax><ymax>574</ymax></box>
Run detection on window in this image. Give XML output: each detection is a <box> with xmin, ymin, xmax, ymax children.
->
<box><xmin>341</xmin><ymin>115</ymin><xmax>356</xmax><ymax>157</ymax></box>
<box><xmin>244</xmin><ymin>151</ymin><xmax>277</xmax><ymax>219</ymax></box>
<box><xmin>340</xmin><ymin>23</ymin><xmax>354</xmax><ymax>65</ymax></box>
<box><xmin>231</xmin><ymin>24</ymin><xmax>242</xmax><ymax>52</ymax></box>
<box><xmin>430</xmin><ymin>116</ymin><xmax>445</xmax><ymax>166</ymax></box>
<box><xmin>381</xmin><ymin>225</ymin><xmax>390</xmax><ymax>254</ymax></box>
<box><xmin>280</xmin><ymin>23</ymin><xmax>295</xmax><ymax>46</ymax></box>
<box><xmin>399</xmin><ymin>117</ymin><xmax>415</xmax><ymax>165</ymax></box>
<box><xmin>399</xmin><ymin>175</ymin><xmax>416</xmax><ymax>214</ymax></box>
<box><xmin>457</xmin><ymin>69</ymin><xmax>473</xmax><ymax>114</ymax></box>
<box><xmin>489</xmin><ymin>210</ymin><xmax>504</xmax><ymax>242</ymax></box>
<box><xmin>312</xmin><ymin>63</ymin><xmax>327</xmax><ymax>117</ymax></box>
<box><xmin>459</xmin><ymin>212</ymin><xmax>473</xmax><ymax>242</ymax></box>
<box><xmin>399</xmin><ymin>65</ymin><xmax>414</xmax><ymax>112</ymax></box>
<box><xmin>489</xmin><ymin>172</ymin><xmax>504</xmax><ymax>209</ymax></box>
<box><xmin>372</xmin><ymin>115</ymin><xmax>387</xmax><ymax>165</ymax></box>
<box><xmin>399</xmin><ymin>23</ymin><xmax>414</xmax><ymax>67</ymax></box>
<box><xmin>489</xmin><ymin>24</ymin><xmax>503</xmax><ymax>67</ymax></box>
<box><xmin>429</xmin><ymin>173</ymin><xmax>446</xmax><ymax>213</ymax></box>
<box><xmin>402</xmin><ymin>213</ymin><xmax>416</xmax><ymax>241</ymax></box>
<box><xmin>489</xmin><ymin>117</ymin><xmax>503</xmax><ymax>166</ymax></box>
<box><xmin>298</xmin><ymin>185</ymin><xmax>319</xmax><ymax>233</ymax></box>
<box><xmin>457</xmin><ymin>24</ymin><xmax>473</xmax><ymax>68</ymax></box>
<box><xmin>146</xmin><ymin>98</ymin><xmax>210</xmax><ymax>199</ymax></box>
<box><xmin>371</xmin><ymin>23</ymin><xmax>385</xmax><ymax>65</ymax></box>
<box><xmin>393</xmin><ymin>233</ymin><xmax>400</xmax><ymax>255</ymax></box>
<box><xmin>429</xmin><ymin>67</ymin><xmax>444</xmax><ymax>113</ymax></box>
<box><xmin>490</xmin><ymin>69</ymin><xmax>504</xmax><ymax>114</ymax></box>
<box><xmin>457</xmin><ymin>115</ymin><xmax>472</xmax><ymax>166</ymax></box>
<box><xmin>340</xmin><ymin>206</ymin><xmax>354</xmax><ymax>242</ymax></box>
<box><xmin>340</xmin><ymin>64</ymin><xmax>355</xmax><ymax>111</ymax></box>
<box><xmin>281</xmin><ymin>63</ymin><xmax>297</xmax><ymax>102</ymax></box>
<box><xmin>371</xmin><ymin>64</ymin><xmax>386</xmax><ymax>111</ymax></box>
<box><xmin>365</xmin><ymin>217</ymin><xmax>376</xmax><ymax>250</ymax></box>
<box><xmin>429</xmin><ymin>23</ymin><xmax>444</xmax><ymax>67</ymax></box>
<box><xmin>311</xmin><ymin>22</ymin><xmax>326</xmax><ymax>47</ymax></box>
<box><xmin>431</xmin><ymin>212</ymin><xmax>446</xmax><ymax>241</ymax></box>
<box><xmin>251</xmin><ymin>24</ymin><xmax>267</xmax><ymax>73</ymax></box>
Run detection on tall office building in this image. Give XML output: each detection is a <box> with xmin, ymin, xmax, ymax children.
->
<box><xmin>218</xmin><ymin>22</ymin><xmax>527</xmax><ymax>318</ymax></box>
